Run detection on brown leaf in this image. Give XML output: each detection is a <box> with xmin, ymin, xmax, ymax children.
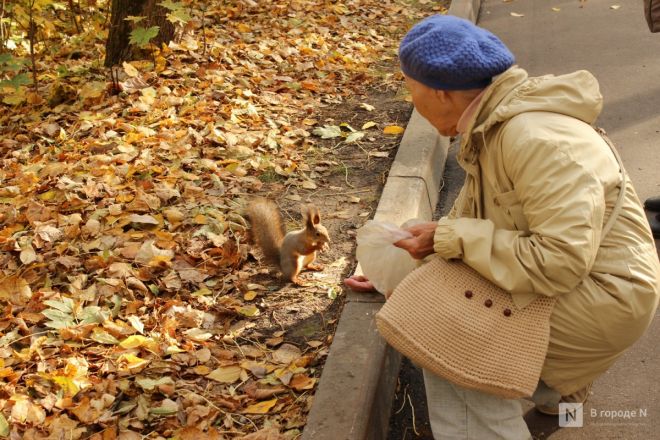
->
<box><xmin>265</xmin><ymin>336</ymin><xmax>283</xmax><ymax>347</ymax></box>
<box><xmin>0</xmin><ymin>275</ymin><xmax>32</xmax><ymax>305</ymax></box>
<box><xmin>26</xmin><ymin>201</ymin><xmax>53</xmax><ymax>224</ymax></box>
<box><xmin>289</xmin><ymin>374</ymin><xmax>316</xmax><ymax>391</ymax></box>
<box><xmin>272</xmin><ymin>343</ymin><xmax>302</xmax><ymax>365</ymax></box>
<box><xmin>56</xmin><ymin>255</ymin><xmax>82</xmax><ymax>269</ymax></box>
<box><xmin>243</xmin><ymin>381</ymin><xmax>287</xmax><ymax>400</ymax></box>
<box><xmin>126</xmin><ymin>189</ymin><xmax>161</xmax><ymax>213</ymax></box>
<box><xmin>70</xmin><ymin>397</ymin><xmax>102</xmax><ymax>423</ymax></box>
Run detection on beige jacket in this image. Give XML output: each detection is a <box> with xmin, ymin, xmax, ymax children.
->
<box><xmin>433</xmin><ymin>66</ymin><xmax>660</xmax><ymax>395</ymax></box>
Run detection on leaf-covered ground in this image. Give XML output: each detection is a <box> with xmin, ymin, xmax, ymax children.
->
<box><xmin>0</xmin><ymin>0</ymin><xmax>446</xmax><ymax>438</ymax></box>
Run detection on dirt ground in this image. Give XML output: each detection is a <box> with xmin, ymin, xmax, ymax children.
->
<box><xmin>239</xmin><ymin>85</ymin><xmax>412</xmax><ymax>346</ymax></box>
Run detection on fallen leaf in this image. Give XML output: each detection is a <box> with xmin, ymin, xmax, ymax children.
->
<box><xmin>128</xmin><ymin>214</ymin><xmax>159</xmax><ymax>225</ymax></box>
<box><xmin>244</xmin><ymin>382</ymin><xmax>287</xmax><ymax>399</ymax></box>
<box><xmin>265</xmin><ymin>336</ymin><xmax>283</xmax><ymax>347</ymax></box>
<box><xmin>194</xmin><ymin>348</ymin><xmax>211</xmax><ymax>363</ymax></box>
<box><xmin>119</xmin><ymin>335</ymin><xmax>150</xmax><ymax>349</ymax></box>
<box><xmin>116</xmin><ymin>353</ymin><xmax>150</xmax><ymax>373</ymax></box>
<box><xmin>510</xmin><ymin>12</ymin><xmax>525</xmax><ymax>17</ymax></box>
<box><xmin>79</xmin><ymin>81</ymin><xmax>106</xmax><ymax>99</ymax></box>
<box><xmin>301</xmin><ymin>180</ymin><xmax>317</xmax><ymax>189</ymax></box>
<box><xmin>184</xmin><ymin>328</ymin><xmax>213</xmax><ymax>342</ymax></box>
<box><xmin>237</xmin><ymin>305</ymin><xmax>260</xmax><ymax>317</ymax></box>
<box><xmin>207</xmin><ymin>366</ymin><xmax>243</xmax><ymax>383</ymax></box>
<box><xmin>0</xmin><ymin>413</ymin><xmax>8</xmax><ymax>437</ymax></box>
<box><xmin>610</xmin><ymin>4</ymin><xmax>621</xmax><ymax>9</ymax></box>
<box><xmin>19</xmin><ymin>242</ymin><xmax>37</xmax><ymax>265</ymax></box>
<box><xmin>0</xmin><ymin>276</ymin><xmax>32</xmax><ymax>306</ymax></box>
<box><xmin>150</xmin><ymin>398</ymin><xmax>178</xmax><ymax>415</ymax></box>
<box><xmin>360</xmin><ymin>103</ymin><xmax>375</xmax><ymax>111</ymax></box>
<box><xmin>123</xmin><ymin>62</ymin><xmax>139</xmax><ymax>78</ymax></box>
<box><xmin>136</xmin><ymin>376</ymin><xmax>174</xmax><ymax>391</ymax></box>
<box><xmin>368</xmin><ymin>151</ymin><xmax>389</xmax><ymax>158</ymax></box>
<box><xmin>312</xmin><ymin>125</ymin><xmax>342</xmax><ymax>139</ymax></box>
<box><xmin>289</xmin><ymin>374</ymin><xmax>316</xmax><ymax>391</ymax></box>
<box><xmin>551</xmin><ymin>7</ymin><xmax>561</xmax><ymax>11</ymax></box>
<box><xmin>90</xmin><ymin>328</ymin><xmax>119</xmax><ymax>345</ymax></box>
<box><xmin>345</xmin><ymin>131</ymin><xmax>365</xmax><ymax>143</ymax></box>
<box><xmin>10</xmin><ymin>396</ymin><xmax>29</xmax><ymax>423</ymax></box>
<box><xmin>193</xmin><ymin>365</ymin><xmax>211</xmax><ymax>375</ymax></box>
<box><xmin>362</xmin><ymin>121</ymin><xmax>377</xmax><ymax>130</ymax></box>
<box><xmin>383</xmin><ymin>125</ymin><xmax>405</xmax><ymax>135</ymax></box>
<box><xmin>272</xmin><ymin>343</ymin><xmax>302</xmax><ymax>365</ymax></box>
<box><xmin>127</xmin><ymin>315</ymin><xmax>145</xmax><ymax>334</ymax></box>
<box><xmin>243</xmin><ymin>398</ymin><xmax>277</xmax><ymax>414</ymax></box>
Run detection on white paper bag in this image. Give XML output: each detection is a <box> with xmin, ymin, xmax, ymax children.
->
<box><xmin>355</xmin><ymin>219</ymin><xmax>423</xmax><ymax>296</ymax></box>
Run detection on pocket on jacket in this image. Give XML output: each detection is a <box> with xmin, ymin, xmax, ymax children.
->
<box><xmin>493</xmin><ymin>190</ymin><xmax>530</xmax><ymax>233</ymax></box>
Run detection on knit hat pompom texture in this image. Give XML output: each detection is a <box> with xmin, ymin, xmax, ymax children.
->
<box><xmin>399</xmin><ymin>15</ymin><xmax>515</xmax><ymax>90</ymax></box>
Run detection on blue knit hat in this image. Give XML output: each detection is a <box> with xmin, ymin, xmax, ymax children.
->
<box><xmin>399</xmin><ymin>15</ymin><xmax>515</xmax><ymax>90</ymax></box>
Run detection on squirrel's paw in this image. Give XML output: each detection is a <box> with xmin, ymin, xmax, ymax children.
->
<box><xmin>305</xmin><ymin>262</ymin><xmax>324</xmax><ymax>272</ymax></box>
<box><xmin>290</xmin><ymin>276</ymin><xmax>309</xmax><ymax>287</ymax></box>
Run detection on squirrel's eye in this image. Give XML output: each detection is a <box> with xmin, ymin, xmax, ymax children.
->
<box><xmin>316</xmin><ymin>232</ymin><xmax>321</xmax><ymax>236</ymax></box>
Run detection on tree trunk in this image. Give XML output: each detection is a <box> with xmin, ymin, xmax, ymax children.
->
<box><xmin>104</xmin><ymin>0</ymin><xmax>175</xmax><ymax>67</ymax></box>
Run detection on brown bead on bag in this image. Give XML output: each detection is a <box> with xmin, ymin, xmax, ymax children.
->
<box><xmin>376</xmin><ymin>127</ymin><xmax>628</xmax><ymax>399</ymax></box>
<box><xmin>645</xmin><ymin>0</ymin><xmax>660</xmax><ymax>32</ymax></box>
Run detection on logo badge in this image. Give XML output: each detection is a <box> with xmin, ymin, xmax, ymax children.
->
<box><xmin>558</xmin><ymin>403</ymin><xmax>583</xmax><ymax>428</ymax></box>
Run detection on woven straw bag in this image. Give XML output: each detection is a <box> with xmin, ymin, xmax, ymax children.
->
<box><xmin>376</xmin><ymin>128</ymin><xmax>626</xmax><ymax>399</ymax></box>
<box><xmin>376</xmin><ymin>257</ymin><xmax>555</xmax><ymax>398</ymax></box>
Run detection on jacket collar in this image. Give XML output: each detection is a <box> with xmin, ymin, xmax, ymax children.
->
<box><xmin>458</xmin><ymin>66</ymin><xmax>529</xmax><ymax>166</ymax></box>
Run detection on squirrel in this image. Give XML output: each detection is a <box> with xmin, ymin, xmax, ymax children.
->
<box><xmin>247</xmin><ymin>199</ymin><xmax>330</xmax><ymax>285</ymax></box>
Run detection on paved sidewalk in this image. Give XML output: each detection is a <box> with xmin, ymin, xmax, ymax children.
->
<box><xmin>479</xmin><ymin>1</ymin><xmax>660</xmax><ymax>438</ymax></box>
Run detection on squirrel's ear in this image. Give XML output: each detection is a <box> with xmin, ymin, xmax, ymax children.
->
<box><xmin>305</xmin><ymin>205</ymin><xmax>321</xmax><ymax>228</ymax></box>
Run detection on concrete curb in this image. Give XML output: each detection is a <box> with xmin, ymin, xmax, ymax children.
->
<box><xmin>302</xmin><ymin>1</ymin><xmax>482</xmax><ymax>438</ymax></box>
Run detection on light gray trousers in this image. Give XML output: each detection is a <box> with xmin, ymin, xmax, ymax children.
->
<box><xmin>423</xmin><ymin>369</ymin><xmax>561</xmax><ymax>439</ymax></box>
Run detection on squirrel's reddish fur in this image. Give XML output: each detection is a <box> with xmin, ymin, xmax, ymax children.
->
<box><xmin>247</xmin><ymin>199</ymin><xmax>330</xmax><ymax>285</ymax></box>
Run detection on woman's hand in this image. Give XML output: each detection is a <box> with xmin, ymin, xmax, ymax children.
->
<box><xmin>344</xmin><ymin>275</ymin><xmax>376</xmax><ymax>292</ymax></box>
<box><xmin>394</xmin><ymin>221</ymin><xmax>437</xmax><ymax>260</ymax></box>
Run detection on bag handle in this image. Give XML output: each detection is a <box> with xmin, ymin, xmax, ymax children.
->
<box><xmin>595</xmin><ymin>128</ymin><xmax>627</xmax><ymax>239</ymax></box>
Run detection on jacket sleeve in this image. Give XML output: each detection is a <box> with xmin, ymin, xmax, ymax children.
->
<box><xmin>434</xmin><ymin>126</ymin><xmax>606</xmax><ymax>297</ymax></box>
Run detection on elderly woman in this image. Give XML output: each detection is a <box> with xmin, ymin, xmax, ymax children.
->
<box><xmin>346</xmin><ymin>15</ymin><xmax>660</xmax><ymax>439</ymax></box>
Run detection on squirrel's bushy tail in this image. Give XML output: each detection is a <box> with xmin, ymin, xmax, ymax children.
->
<box><xmin>247</xmin><ymin>199</ymin><xmax>285</xmax><ymax>265</ymax></box>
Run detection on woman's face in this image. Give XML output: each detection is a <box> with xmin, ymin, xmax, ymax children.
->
<box><xmin>404</xmin><ymin>75</ymin><xmax>466</xmax><ymax>137</ymax></box>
